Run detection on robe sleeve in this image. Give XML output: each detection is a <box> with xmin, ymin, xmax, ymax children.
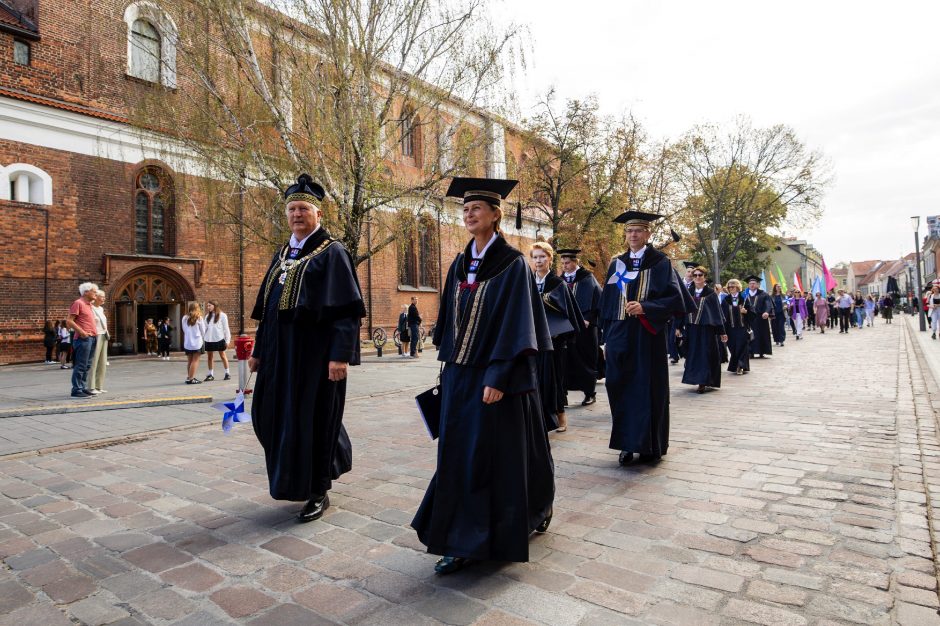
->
<box><xmin>328</xmin><ymin>315</ymin><xmax>360</xmax><ymax>363</ymax></box>
<box><xmin>433</xmin><ymin>260</ymin><xmax>458</xmax><ymax>347</ymax></box>
<box><xmin>640</xmin><ymin>261</ymin><xmax>684</xmax><ymax>322</ymax></box>
<box><xmin>295</xmin><ymin>245</ymin><xmax>366</xmax><ymax>323</ymax></box>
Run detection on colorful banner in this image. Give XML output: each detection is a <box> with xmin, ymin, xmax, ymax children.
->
<box><xmin>792</xmin><ymin>271</ymin><xmax>804</xmax><ymax>293</ymax></box>
<box><xmin>774</xmin><ymin>263</ymin><xmax>788</xmax><ymax>291</ymax></box>
<box><xmin>760</xmin><ymin>270</ymin><xmax>767</xmax><ymax>292</ymax></box>
<box><xmin>811</xmin><ymin>276</ymin><xmax>824</xmax><ymax>297</ymax></box>
<box><xmin>822</xmin><ymin>258</ymin><xmax>836</xmax><ymax>292</ymax></box>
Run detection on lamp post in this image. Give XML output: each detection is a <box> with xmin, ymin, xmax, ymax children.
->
<box><xmin>913</xmin><ymin>215</ymin><xmax>927</xmax><ymax>331</ymax></box>
<box><xmin>711</xmin><ymin>238</ymin><xmax>720</xmax><ymax>282</ymax></box>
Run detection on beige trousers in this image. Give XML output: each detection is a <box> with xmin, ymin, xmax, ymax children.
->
<box><xmin>87</xmin><ymin>333</ymin><xmax>108</xmax><ymax>391</ymax></box>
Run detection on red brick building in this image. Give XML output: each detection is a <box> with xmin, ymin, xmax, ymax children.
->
<box><xmin>0</xmin><ymin>0</ymin><xmax>545</xmax><ymax>363</ymax></box>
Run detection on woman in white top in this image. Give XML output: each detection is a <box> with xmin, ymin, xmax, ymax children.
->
<box><xmin>87</xmin><ymin>290</ymin><xmax>109</xmax><ymax>393</ymax></box>
<box><xmin>181</xmin><ymin>302</ymin><xmax>208</xmax><ymax>384</ymax></box>
<box><xmin>203</xmin><ymin>300</ymin><xmax>232</xmax><ymax>381</ymax></box>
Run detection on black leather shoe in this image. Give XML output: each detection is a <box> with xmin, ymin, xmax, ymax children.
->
<box><xmin>535</xmin><ymin>509</ymin><xmax>553</xmax><ymax>533</ymax></box>
<box><xmin>297</xmin><ymin>494</ymin><xmax>329</xmax><ymax>523</ymax></box>
<box><xmin>618</xmin><ymin>451</ymin><xmax>634</xmax><ymax>466</ymax></box>
<box><xmin>581</xmin><ymin>394</ymin><xmax>596</xmax><ymax>406</ymax></box>
<box><xmin>434</xmin><ymin>556</ymin><xmax>468</xmax><ymax>575</ymax></box>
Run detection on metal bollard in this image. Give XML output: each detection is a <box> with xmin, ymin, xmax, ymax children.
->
<box><xmin>234</xmin><ymin>335</ymin><xmax>255</xmax><ymax>393</ymax></box>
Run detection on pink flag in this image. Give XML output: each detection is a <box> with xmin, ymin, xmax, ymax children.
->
<box><xmin>792</xmin><ymin>271</ymin><xmax>804</xmax><ymax>293</ymax></box>
<box><xmin>822</xmin><ymin>258</ymin><xmax>836</xmax><ymax>292</ymax></box>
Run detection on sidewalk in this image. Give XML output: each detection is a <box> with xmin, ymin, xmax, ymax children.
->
<box><xmin>1</xmin><ymin>323</ymin><xmax>939</xmax><ymax>624</ymax></box>
<box><xmin>0</xmin><ymin>353</ymin><xmax>439</xmax><ymax>458</ymax></box>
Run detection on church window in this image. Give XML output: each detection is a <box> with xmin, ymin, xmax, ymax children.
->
<box><xmin>134</xmin><ymin>166</ymin><xmax>174</xmax><ymax>255</ymax></box>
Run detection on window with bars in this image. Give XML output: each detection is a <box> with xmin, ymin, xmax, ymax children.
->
<box><xmin>134</xmin><ymin>167</ymin><xmax>174</xmax><ymax>255</ymax></box>
<box><xmin>398</xmin><ymin>213</ymin><xmax>438</xmax><ymax>289</ymax></box>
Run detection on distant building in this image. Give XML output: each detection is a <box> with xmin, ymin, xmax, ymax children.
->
<box><xmin>927</xmin><ymin>215</ymin><xmax>940</xmax><ymax>239</ymax></box>
<box><xmin>764</xmin><ymin>238</ymin><xmax>825</xmax><ymax>292</ymax></box>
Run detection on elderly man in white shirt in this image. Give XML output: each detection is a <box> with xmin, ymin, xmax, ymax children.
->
<box><xmin>87</xmin><ymin>289</ymin><xmax>109</xmax><ymax>394</ymax></box>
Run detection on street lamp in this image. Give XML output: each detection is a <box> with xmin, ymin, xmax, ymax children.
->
<box><xmin>912</xmin><ymin>215</ymin><xmax>927</xmax><ymax>331</ymax></box>
<box><xmin>711</xmin><ymin>238</ymin><xmax>720</xmax><ymax>282</ymax></box>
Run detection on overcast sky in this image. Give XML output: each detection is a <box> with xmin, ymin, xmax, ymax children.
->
<box><xmin>501</xmin><ymin>0</ymin><xmax>940</xmax><ymax>264</ymax></box>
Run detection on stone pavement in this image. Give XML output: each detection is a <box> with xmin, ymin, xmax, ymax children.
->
<box><xmin>0</xmin><ymin>354</ymin><xmax>437</xmax><ymax>457</ymax></box>
<box><xmin>2</xmin><ymin>321</ymin><xmax>940</xmax><ymax>625</ymax></box>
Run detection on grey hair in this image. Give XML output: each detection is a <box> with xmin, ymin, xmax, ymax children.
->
<box><xmin>79</xmin><ymin>282</ymin><xmax>99</xmax><ymax>296</ymax></box>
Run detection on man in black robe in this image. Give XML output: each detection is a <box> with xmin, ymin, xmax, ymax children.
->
<box><xmin>249</xmin><ymin>174</ymin><xmax>366</xmax><ymax>523</ymax></box>
<box><xmin>743</xmin><ymin>275</ymin><xmax>773</xmax><ymax>358</ymax></box>
<box><xmin>599</xmin><ymin>211</ymin><xmax>685</xmax><ymax>466</ymax></box>
<box><xmin>559</xmin><ymin>249</ymin><xmax>602</xmax><ymax>405</ymax></box>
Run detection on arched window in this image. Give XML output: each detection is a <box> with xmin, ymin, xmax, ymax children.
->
<box><xmin>400</xmin><ymin>105</ymin><xmax>422</xmax><ymax>166</ymax></box>
<box><xmin>1</xmin><ymin>163</ymin><xmax>53</xmax><ymax>205</ymax></box>
<box><xmin>124</xmin><ymin>2</ymin><xmax>178</xmax><ymax>88</ymax></box>
<box><xmin>134</xmin><ymin>166</ymin><xmax>174</xmax><ymax>255</ymax></box>
<box><xmin>397</xmin><ymin>211</ymin><xmax>439</xmax><ymax>289</ymax></box>
<box><xmin>130</xmin><ymin>19</ymin><xmax>161</xmax><ymax>83</ymax></box>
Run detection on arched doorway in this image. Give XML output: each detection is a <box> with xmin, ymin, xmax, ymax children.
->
<box><xmin>111</xmin><ymin>266</ymin><xmax>194</xmax><ymax>354</ymax></box>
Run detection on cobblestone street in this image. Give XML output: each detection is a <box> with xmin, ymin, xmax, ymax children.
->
<box><xmin>2</xmin><ymin>320</ymin><xmax>940</xmax><ymax>625</ymax></box>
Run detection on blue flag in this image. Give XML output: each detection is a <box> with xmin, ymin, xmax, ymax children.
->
<box><xmin>760</xmin><ymin>270</ymin><xmax>767</xmax><ymax>291</ymax></box>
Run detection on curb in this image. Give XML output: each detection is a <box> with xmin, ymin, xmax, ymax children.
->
<box><xmin>0</xmin><ymin>395</ymin><xmax>214</xmax><ymax>418</ymax></box>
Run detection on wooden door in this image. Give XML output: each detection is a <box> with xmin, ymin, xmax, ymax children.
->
<box><xmin>115</xmin><ymin>301</ymin><xmax>137</xmax><ymax>354</ymax></box>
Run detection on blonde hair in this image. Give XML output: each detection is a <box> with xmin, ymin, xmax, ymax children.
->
<box><xmin>529</xmin><ymin>241</ymin><xmax>554</xmax><ymax>259</ymax></box>
<box><xmin>726</xmin><ymin>278</ymin><xmax>742</xmax><ymax>290</ymax></box>
<box><xmin>186</xmin><ymin>302</ymin><xmax>203</xmax><ymax>326</ymax></box>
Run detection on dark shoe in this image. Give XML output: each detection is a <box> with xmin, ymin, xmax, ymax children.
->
<box><xmin>618</xmin><ymin>451</ymin><xmax>635</xmax><ymax>466</ymax></box>
<box><xmin>434</xmin><ymin>556</ymin><xmax>468</xmax><ymax>575</ymax></box>
<box><xmin>639</xmin><ymin>454</ymin><xmax>662</xmax><ymax>464</ymax></box>
<box><xmin>670</xmin><ymin>358</ymin><xmax>680</xmax><ymax>364</ymax></box>
<box><xmin>71</xmin><ymin>391</ymin><xmax>90</xmax><ymax>398</ymax></box>
<box><xmin>535</xmin><ymin>509</ymin><xmax>553</xmax><ymax>533</ymax></box>
<box><xmin>297</xmin><ymin>494</ymin><xmax>329</xmax><ymax>523</ymax></box>
<box><xmin>697</xmin><ymin>385</ymin><xmax>706</xmax><ymax>394</ymax></box>
<box><xmin>190</xmin><ymin>378</ymin><xmax>202</xmax><ymax>384</ymax></box>
<box><xmin>581</xmin><ymin>394</ymin><xmax>596</xmax><ymax>406</ymax></box>
<box><xmin>204</xmin><ymin>374</ymin><xmax>215</xmax><ymax>381</ymax></box>
<box><xmin>224</xmin><ymin>373</ymin><xmax>231</xmax><ymax>380</ymax></box>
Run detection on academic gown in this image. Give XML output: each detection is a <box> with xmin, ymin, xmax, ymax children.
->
<box><xmin>745</xmin><ymin>289</ymin><xmax>773</xmax><ymax>357</ymax></box>
<box><xmin>599</xmin><ymin>247</ymin><xmax>685</xmax><ymax>456</ymax></box>
<box><xmin>536</xmin><ymin>273</ymin><xmax>584</xmax><ymax>430</ymax></box>
<box><xmin>250</xmin><ymin>228</ymin><xmax>366</xmax><ymax>501</ymax></box>
<box><xmin>681</xmin><ymin>286</ymin><xmax>724</xmax><ymax>388</ymax></box>
<box><xmin>412</xmin><ymin>235</ymin><xmax>554</xmax><ymax>563</ymax></box>
<box><xmin>721</xmin><ymin>293</ymin><xmax>750</xmax><ymax>373</ymax></box>
<box><xmin>770</xmin><ymin>295</ymin><xmax>787</xmax><ymax>344</ymax></box>
<box><xmin>565</xmin><ymin>268</ymin><xmax>602</xmax><ymax>394</ymax></box>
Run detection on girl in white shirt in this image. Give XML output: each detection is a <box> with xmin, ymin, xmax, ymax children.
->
<box><xmin>181</xmin><ymin>302</ymin><xmax>208</xmax><ymax>384</ymax></box>
<box><xmin>203</xmin><ymin>301</ymin><xmax>232</xmax><ymax>381</ymax></box>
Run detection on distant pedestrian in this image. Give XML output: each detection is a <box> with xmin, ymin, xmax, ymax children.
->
<box><xmin>143</xmin><ymin>318</ymin><xmax>158</xmax><ymax>355</ymax></box>
<box><xmin>407</xmin><ymin>296</ymin><xmax>421</xmax><ymax>358</ymax></box>
<box><xmin>397</xmin><ymin>305</ymin><xmax>410</xmax><ymax>357</ymax></box>
<box><xmin>157</xmin><ymin>317</ymin><xmax>173</xmax><ymax>359</ymax></box>
<box><xmin>203</xmin><ymin>301</ymin><xmax>232</xmax><ymax>381</ymax></box>
<box><xmin>87</xmin><ymin>289</ymin><xmax>109</xmax><ymax>394</ymax></box>
<box><xmin>770</xmin><ymin>284</ymin><xmax>787</xmax><ymax>347</ymax></box>
<box><xmin>881</xmin><ymin>295</ymin><xmax>894</xmax><ymax>324</ymax></box>
<box><xmin>814</xmin><ymin>292</ymin><xmax>828</xmax><ymax>333</ymax></box>
<box><xmin>864</xmin><ymin>295</ymin><xmax>876</xmax><ymax>327</ymax></box>
<box><xmin>58</xmin><ymin>320</ymin><xmax>72</xmax><ymax>368</ymax></box>
<box><xmin>721</xmin><ymin>279</ymin><xmax>750</xmax><ymax>375</ymax></box>
<box><xmin>789</xmin><ymin>288</ymin><xmax>807</xmax><ymax>340</ymax></box>
<box><xmin>853</xmin><ymin>291</ymin><xmax>865</xmax><ymax>329</ymax></box>
<box><xmin>837</xmin><ymin>289</ymin><xmax>853</xmax><ymax>333</ymax></box>
<box><xmin>929</xmin><ymin>286</ymin><xmax>940</xmax><ymax>339</ymax></box>
<box><xmin>67</xmin><ymin>282</ymin><xmax>100</xmax><ymax>398</ymax></box>
<box><xmin>827</xmin><ymin>291</ymin><xmax>837</xmax><ymax>329</ymax></box>
<box><xmin>804</xmin><ymin>291</ymin><xmax>816</xmax><ymax>330</ymax></box>
<box><xmin>181</xmin><ymin>302</ymin><xmax>207</xmax><ymax>384</ymax></box>
<box><xmin>42</xmin><ymin>321</ymin><xmax>57</xmax><ymax>363</ymax></box>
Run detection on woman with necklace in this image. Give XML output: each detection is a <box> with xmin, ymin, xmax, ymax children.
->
<box><xmin>681</xmin><ymin>266</ymin><xmax>726</xmax><ymax>393</ymax></box>
<box><xmin>529</xmin><ymin>241</ymin><xmax>584</xmax><ymax>433</ymax></box>
<box><xmin>720</xmin><ymin>279</ymin><xmax>750</xmax><ymax>375</ymax></box>
<box><xmin>412</xmin><ymin>177</ymin><xmax>554</xmax><ymax>575</ymax></box>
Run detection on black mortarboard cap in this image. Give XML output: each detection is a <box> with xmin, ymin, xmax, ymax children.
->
<box><xmin>284</xmin><ymin>173</ymin><xmax>325</xmax><ymax>203</ymax></box>
<box><xmin>670</xmin><ymin>227</ymin><xmax>681</xmax><ymax>242</ymax></box>
<box><xmin>612</xmin><ymin>210</ymin><xmax>664</xmax><ymax>225</ymax></box>
<box><xmin>446</xmin><ymin>177</ymin><xmax>518</xmax><ymax>207</ymax></box>
<box><xmin>682</xmin><ymin>261</ymin><xmax>697</xmax><ymax>269</ymax></box>
<box><xmin>556</xmin><ymin>248</ymin><xmax>581</xmax><ymax>258</ymax></box>
<box><xmin>744</xmin><ymin>274</ymin><xmax>762</xmax><ymax>283</ymax></box>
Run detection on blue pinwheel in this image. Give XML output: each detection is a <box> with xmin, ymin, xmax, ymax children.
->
<box><xmin>607</xmin><ymin>258</ymin><xmax>638</xmax><ymax>293</ymax></box>
<box><xmin>212</xmin><ymin>391</ymin><xmax>250</xmax><ymax>433</ymax></box>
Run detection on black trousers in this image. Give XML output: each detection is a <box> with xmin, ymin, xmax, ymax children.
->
<box><xmin>158</xmin><ymin>338</ymin><xmax>170</xmax><ymax>357</ymax></box>
<box><xmin>839</xmin><ymin>309</ymin><xmax>851</xmax><ymax>332</ymax></box>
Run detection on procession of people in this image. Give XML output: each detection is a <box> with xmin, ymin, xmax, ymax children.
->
<box><xmin>239</xmin><ymin>172</ymin><xmax>896</xmax><ymax>576</ymax></box>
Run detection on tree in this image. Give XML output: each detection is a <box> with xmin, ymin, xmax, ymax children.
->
<box><xmin>672</xmin><ymin>117</ymin><xmax>830</xmax><ymax>281</ymax></box>
<box><xmin>129</xmin><ymin>0</ymin><xmax>523</xmax><ymax>265</ymax></box>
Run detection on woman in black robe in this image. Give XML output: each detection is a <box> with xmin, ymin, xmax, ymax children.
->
<box><xmin>249</xmin><ymin>174</ymin><xmax>366</xmax><ymax>523</ymax></box>
<box><xmin>412</xmin><ymin>177</ymin><xmax>554</xmax><ymax>575</ymax></box>
<box><xmin>530</xmin><ymin>242</ymin><xmax>584</xmax><ymax>433</ymax></box>
<box><xmin>743</xmin><ymin>275</ymin><xmax>773</xmax><ymax>358</ymax></box>
<box><xmin>681</xmin><ymin>266</ymin><xmax>726</xmax><ymax>393</ymax></box>
<box><xmin>720</xmin><ymin>279</ymin><xmax>751</xmax><ymax>375</ymax></box>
